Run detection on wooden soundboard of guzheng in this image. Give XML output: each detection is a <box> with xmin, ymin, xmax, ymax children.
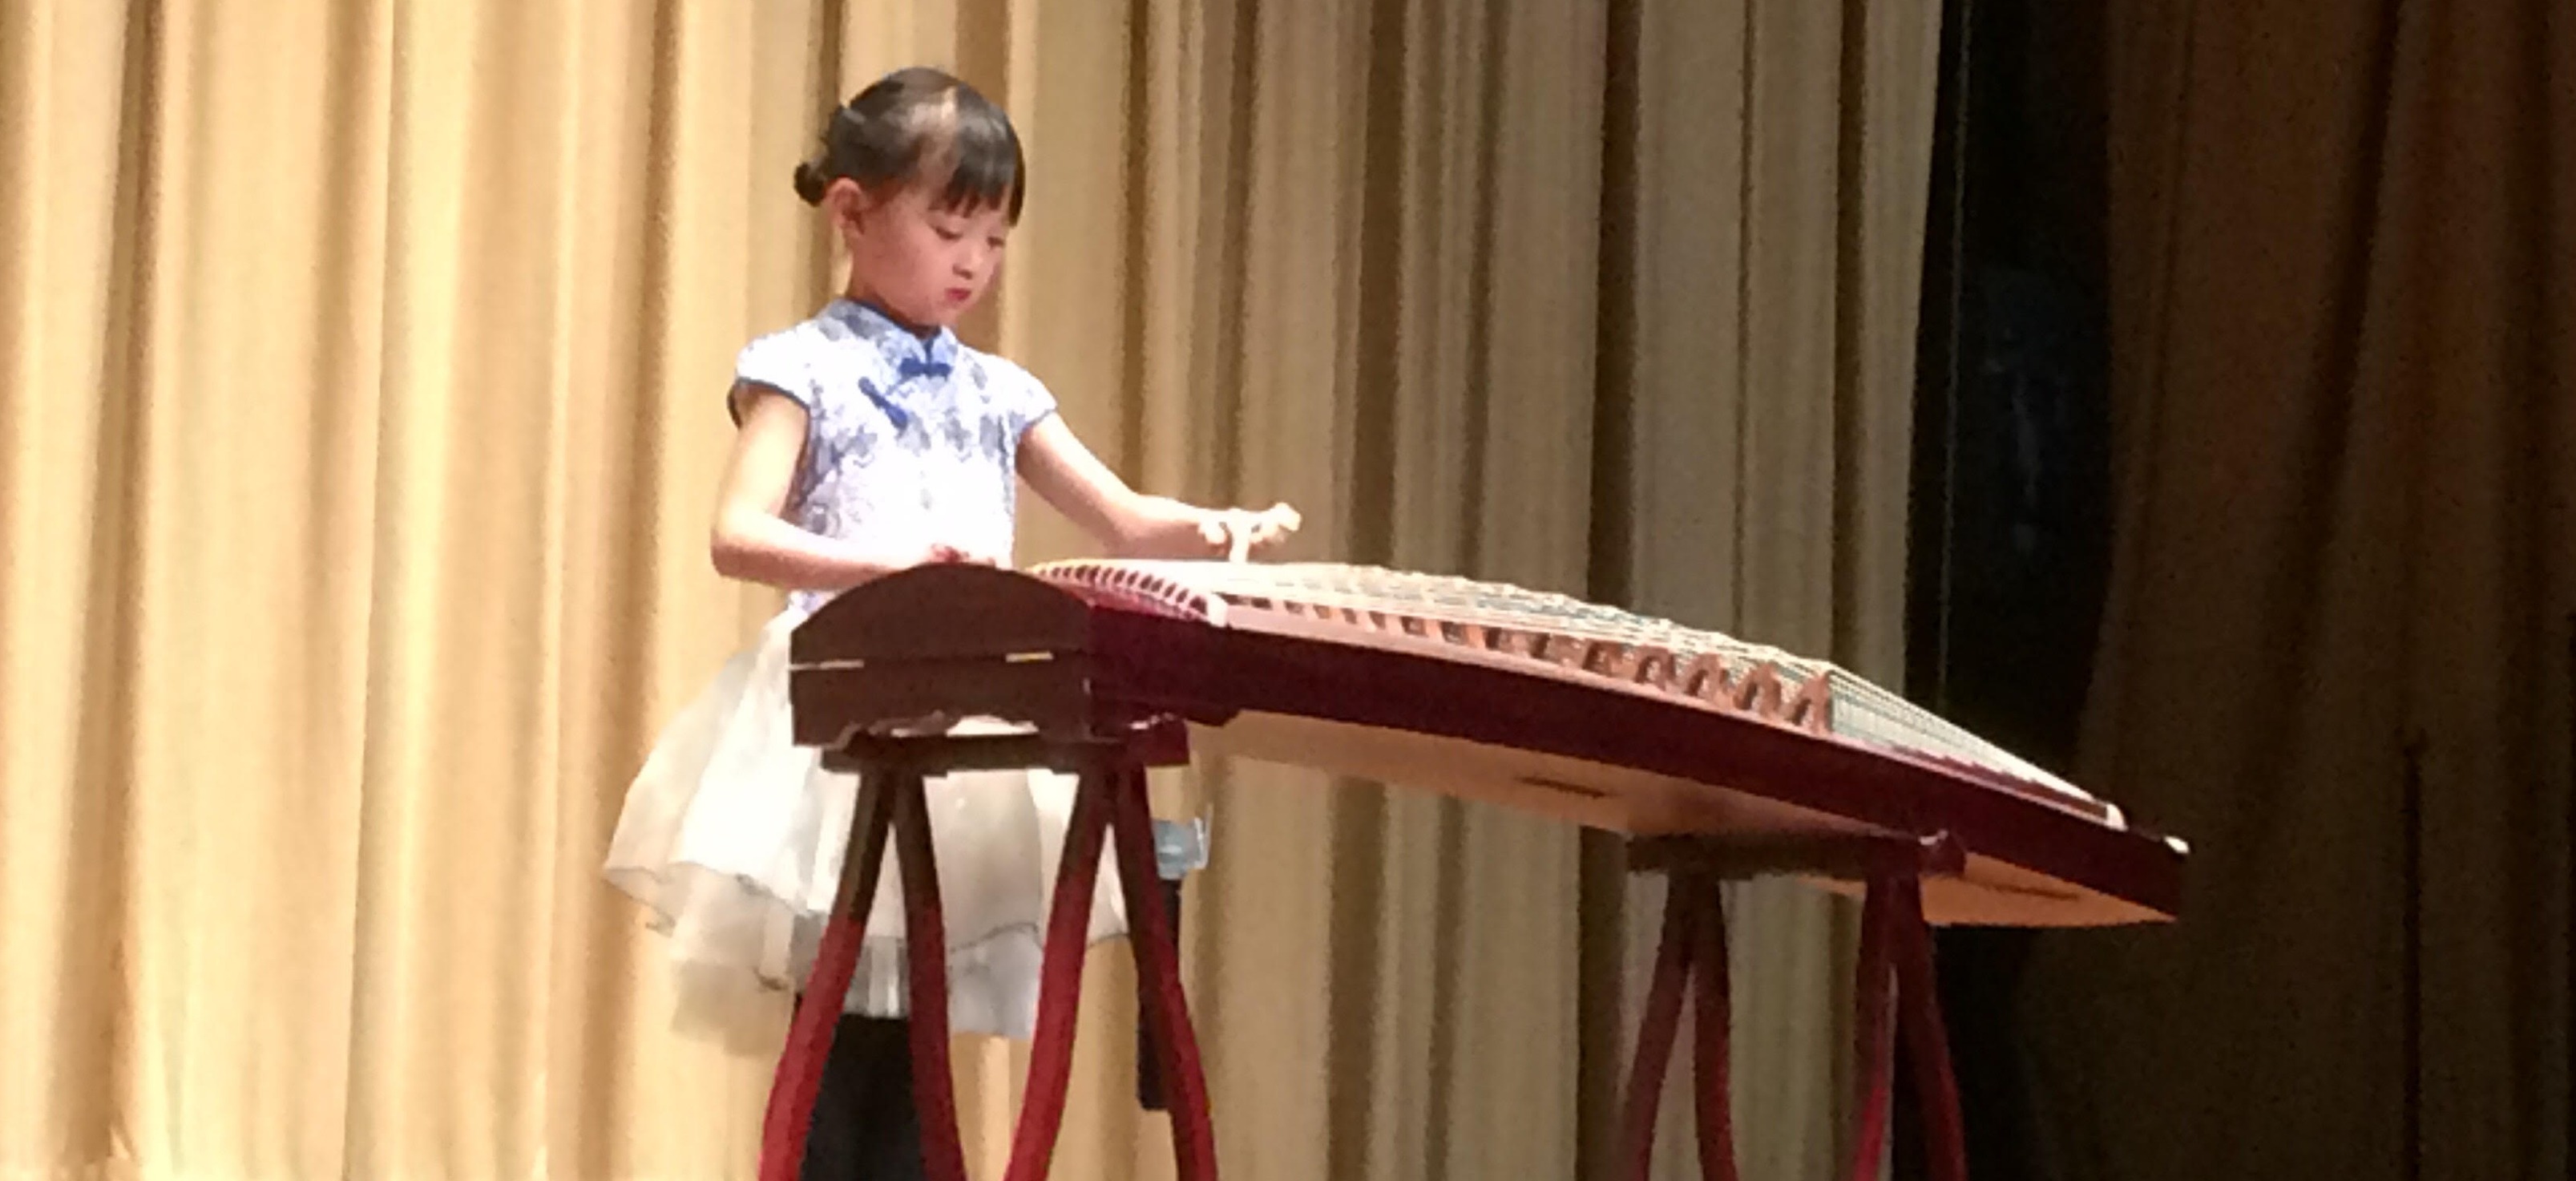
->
<box><xmin>791</xmin><ymin>559</ymin><xmax>2188</xmax><ymax>928</ymax></box>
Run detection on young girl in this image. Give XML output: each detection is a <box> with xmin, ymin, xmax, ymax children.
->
<box><xmin>602</xmin><ymin>67</ymin><xmax>1298</xmax><ymax>1179</ymax></box>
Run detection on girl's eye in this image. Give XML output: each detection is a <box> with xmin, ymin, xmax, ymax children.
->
<box><xmin>933</xmin><ymin>227</ymin><xmax>963</xmax><ymax>241</ymax></box>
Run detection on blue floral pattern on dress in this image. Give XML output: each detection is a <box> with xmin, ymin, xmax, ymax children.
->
<box><xmin>731</xmin><ymin>299</ymin><xmax>1058</xmax><ymax>613</ymax></box>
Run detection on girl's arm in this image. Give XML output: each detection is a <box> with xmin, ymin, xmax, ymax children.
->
<box><xmin>709</xmin><ymin>385</ymin><xmax>961</xmax><ymax>589</ymax></box>
<box><xmin>1017</xmin><ymin>415</ymin><xmax>1298</xmax><ymax>559</ymax></box>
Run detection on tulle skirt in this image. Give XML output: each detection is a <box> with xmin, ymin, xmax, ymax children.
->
<box><xmin>604</xmin><ymin>609</ymin><xmax>1128</xmax><ymax>1041</ymax></box>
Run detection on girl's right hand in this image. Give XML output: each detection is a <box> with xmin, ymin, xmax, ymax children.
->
<box><xmin>1197</xmin><ymin>503</ymin><xmax>1302</xmax><ymax>560</ymax></box>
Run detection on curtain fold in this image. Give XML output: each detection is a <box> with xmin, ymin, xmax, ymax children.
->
<box><xmin>2022</xmin><ymin>1</ymin><xmax>2574</xmax><ymax>1177</ymax></box>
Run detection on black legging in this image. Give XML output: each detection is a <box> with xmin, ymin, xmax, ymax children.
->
<box><xmin>798</xmin><ymin>1011</ymin><xmax>925</xmax><ymax>1181</ymax></box>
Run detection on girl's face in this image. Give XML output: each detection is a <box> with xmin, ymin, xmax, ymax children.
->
<box><xmin>834</xmin><ymin>176</ymin><xmax>1012</xmax><ymax>331</ymax></box>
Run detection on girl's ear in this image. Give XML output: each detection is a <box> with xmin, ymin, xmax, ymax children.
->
<box><xmin>825</xmin><ymin>176</ymin><xmax>870</xmax><ymax>234</ymax></box>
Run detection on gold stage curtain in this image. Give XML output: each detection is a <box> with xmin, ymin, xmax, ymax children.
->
<box><xmin>2020</xmin><ymin>1</ymin><xmax>2574</xmax><ymax>1178</ymax></box>
<box><xmin>0</xmin><ymin>2</ymin><xmax>1940</xmax><ymax>1178</ymax></box>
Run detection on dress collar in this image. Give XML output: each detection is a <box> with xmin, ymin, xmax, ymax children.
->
<box><xmin>825</xmin><ymin>297</ymin><xmax>959</xmax><ymax>431</ymax></box>
<box><xmin>826</xmin><ymin>297</ymin><xmax>960</xmax><ymax>378</ymax></box>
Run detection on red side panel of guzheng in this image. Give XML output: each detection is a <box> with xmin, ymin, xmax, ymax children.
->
<box><xmin>1054</xmin><ymin>592</ymin><xmax>2182</xmax><ymax>924</ymax></box>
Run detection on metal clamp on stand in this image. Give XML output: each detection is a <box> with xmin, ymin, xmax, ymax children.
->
<box><xmin>1137</xmin><ymin>813</ymin><xmax>1210</xmax><ymax>1111</ymax></box>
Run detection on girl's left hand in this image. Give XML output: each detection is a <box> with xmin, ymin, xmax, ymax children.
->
<box><xmin>927</xmin><ymin>544</ymin><xmax>998</xmax><ymax>566</ymax></box>
<box><xmin>1198</xmin><ymin>503</ymin><xmax>1302</xmax><ymax>560</ymax></box>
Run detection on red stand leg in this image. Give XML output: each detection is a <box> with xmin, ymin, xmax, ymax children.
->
<box><xmin>1002</xmin><ymin>770</ymin><xmax>1114</xmax><ymax>1181</ymax></box>
<box><xmin>1617</xmin><ymin>879</ymin><xmax>1742</xmax><ymax>1181</ymax></box>
<box><xmin>1846</xmin><ymin>875</ymin><xmax>1974</xmax><ymax>1181</ymax></box>
<box><xmin>1620</xmin><ymin>888</ymin><xmax>1694</xmax><ymax>1180</ymax></box>
<box><xmin>891</xmin><ymin>772</ymin><xmax>973</xmax><ymax>1181</ymax></box>
<box><xmin>1844</xmin><ymin>881</ymin><xmax>1901</xmax><ymax>1181</ymax></box>
<box><xmin>761</xmin><ymin>775</ymin><xmax>898</xmax><ymax>1181</ymax></box>
<box><xmin>1107</xmin><ymin>766</ymin><xmax>1219</xmax><ymax>1179</ymax></box>
<box><xmin>1892</xmin><ymin>880</ymin><xmax>1967</xmax><ymax>1181</ymax></box>
<box><xmin>1689</xmin><ymin>890</ymin><xmax>1738</xmax><ymax>1181</ymax></box>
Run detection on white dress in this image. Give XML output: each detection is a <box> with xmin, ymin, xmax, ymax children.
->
<box><xmin>604</xmin><ymin>299</ymin><xmax>1127</xmax><ymax>1041</ymax></box>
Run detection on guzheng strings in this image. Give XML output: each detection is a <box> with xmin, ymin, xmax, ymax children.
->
<box><xmin>1036</xmin><ymin>560</ymin><xmax>2107</xmax><ymax>817</ymax></box>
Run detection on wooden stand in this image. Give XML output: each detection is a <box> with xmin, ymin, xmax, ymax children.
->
<box><xmin>1619</xmin><ymin>834</ymin><xmax>1969</xmax><ymax>1181</ymax></box>
<box><xmin>757</xmin><ymin>730</ymin><xmax>1217</xmax><ymax>1181</ymax></box>
<box><xmin>758</xmin><ymin>785</ymin><xmax>1974</xmax><ymax>1181</ymax></box>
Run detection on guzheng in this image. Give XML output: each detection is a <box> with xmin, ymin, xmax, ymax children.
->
<box><xmin>764</xmin><ymin>559</ymin><xmax>2189</xmax><ymax>1181</ymax></box>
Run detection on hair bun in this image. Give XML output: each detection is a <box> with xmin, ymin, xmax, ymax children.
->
<box><xmin>791</xmin><ymin>160</ymin><xmax>829</xmax><ymax>206</ymax></box>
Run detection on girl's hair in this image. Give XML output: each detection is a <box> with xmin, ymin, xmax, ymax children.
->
<box><xmin>792</xmin><ymin>67</ymin><xmax>1026</xmax><ymax>224</ymax></box>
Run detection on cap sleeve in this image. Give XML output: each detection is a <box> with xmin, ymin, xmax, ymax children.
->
<box><xmin>1000</xmin><ymin>362</ymin><xmax>1059</xmax><ymax>440</ymax></box>
<box><xmin>729</xmin><ymin>328</ymin><xmax>820</xmax><ymax>423</ymax></box>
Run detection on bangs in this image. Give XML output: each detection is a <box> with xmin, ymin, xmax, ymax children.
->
<box><xmin>926</xmin><ymin>96</ymin><xmax>1026</xmax><ymax>224</ymax></box>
